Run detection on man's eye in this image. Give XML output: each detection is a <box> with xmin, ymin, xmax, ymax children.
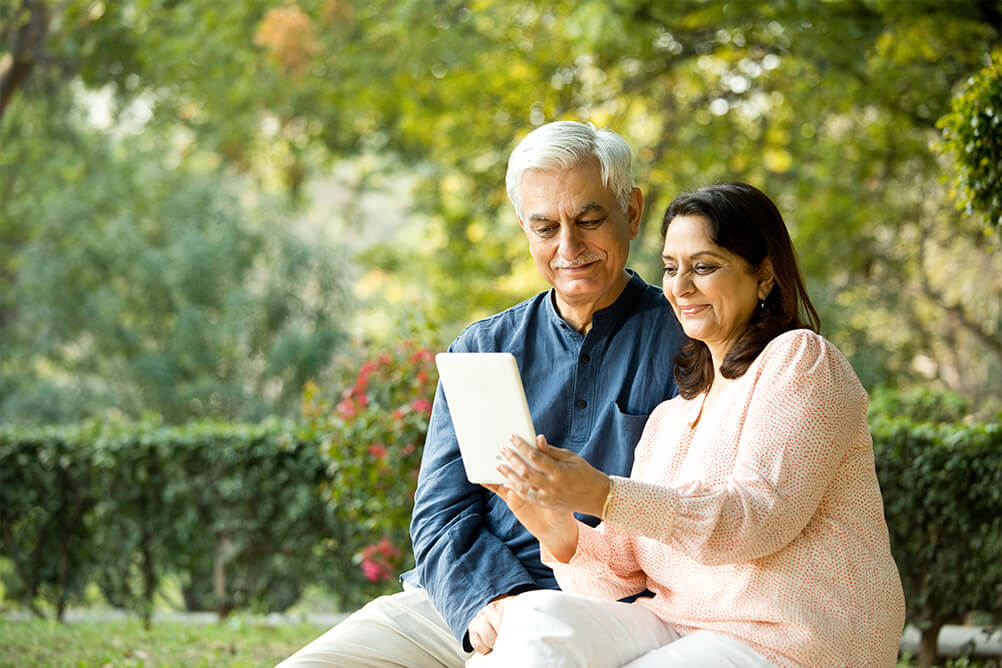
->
<box><xmin>579</xmin><ymin>217</ymin><xmax>606</xmax><ymax>228</ymax></box>
<box><xmin>534</xmin><ymin>226</ymin><xmax>557</xmax><ymax>237</ymax></box>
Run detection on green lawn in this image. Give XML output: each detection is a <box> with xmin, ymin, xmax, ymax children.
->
<box><xmin>0</xmin><ymin>618</ymin><xmax>326</xmax><ymax>668</ymax></box>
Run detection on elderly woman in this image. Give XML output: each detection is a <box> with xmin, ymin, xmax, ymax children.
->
<box><xmin>481</xmin><ymin>183</ymin><xmax>906</xmax><ymax>668</ymax></box>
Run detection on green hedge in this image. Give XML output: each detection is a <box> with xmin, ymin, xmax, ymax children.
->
<box><xmin>0</xmin><ymin>419</ymin><xmax>356</xmax><ymax>624</ymax></box>
<box><xmin>872</xmin><ymin>416</ymin><xmax>1002</xmax><ymax>665</ymax></box>
<box><xmin>2</xmin><ymin>402</ymin><xmax>1000</xmax><ymax>648</ymax></box>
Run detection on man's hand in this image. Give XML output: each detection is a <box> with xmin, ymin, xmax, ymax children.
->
<box><xmin>468</xmin><ymin>594</ymin><xmax>514</xmax><ymax>654</ymax></box>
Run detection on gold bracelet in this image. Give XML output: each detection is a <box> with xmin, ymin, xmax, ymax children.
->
<box><xmin>601</xmin><ymin>476</ymin><xmax>615</xmax><ymax>521</ymax></box>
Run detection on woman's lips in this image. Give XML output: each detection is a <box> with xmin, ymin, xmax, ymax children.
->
<box><xmin>678</xmin><ymin>304</ymin><xmax>709</xmax><ymax>317</ymax></box>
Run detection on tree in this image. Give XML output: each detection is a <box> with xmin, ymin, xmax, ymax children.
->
<box><xmin>938</xmin><ymin>56</ymin><xmax>1002</xmax><ymax>234</ymax></box>
<box><xmin>0</xmin><ymin>103</ymin><xmax>347</xmax><ymax>423</ymax></box>
<box><xmin>3</xmin><ymin>0</ymin><xmax>1001</xmax><ymax>411</ymax></box>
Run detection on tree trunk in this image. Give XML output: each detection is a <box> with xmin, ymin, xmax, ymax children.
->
<box><xmin>0</xmin><ymin>0</ymin><xmax>49</xmax><ymax>120</ymax></box>
<box><xmin>917</xmin><ymin>624</ymin><xmax>941</xmax><ymax>668</ymax></box>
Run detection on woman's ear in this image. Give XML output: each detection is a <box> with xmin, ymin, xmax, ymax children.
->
<box><xmin>757</xmin><ymin>257</ymin><xmax>775</xmax><ymax>300</ymax></box>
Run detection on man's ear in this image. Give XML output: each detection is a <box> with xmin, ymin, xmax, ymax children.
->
<box><xmin>757</xmin><ymin>257</ymin><xmax>775</xmax><ymax>299</ymax></box>
<box><xmin>627</xmin><ymin>187</ymin><xmax>644</xmax><ymax>240</ymax></box>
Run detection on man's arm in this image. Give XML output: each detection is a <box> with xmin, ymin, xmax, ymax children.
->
<box><xmin>409</xmin><ymin>379</ymin><xmax>541</xmax><ymax>646</ymax></box>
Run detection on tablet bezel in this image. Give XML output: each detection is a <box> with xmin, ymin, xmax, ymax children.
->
<box><xmin>434</xmin><ymin>352</ymin><xmax>536</xmax><ymax>485</ymax></box>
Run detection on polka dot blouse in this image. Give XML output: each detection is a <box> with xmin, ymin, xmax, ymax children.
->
<box><xmin>544</xmin><ymin>329</ymin><xmax>906</xmax><ymax>668</ymax></box>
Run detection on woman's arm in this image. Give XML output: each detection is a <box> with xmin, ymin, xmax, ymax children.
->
<box><xmin>606</xmin><ymin>330</ymin><xmax>867</xmax><ymax>565</ymax></box>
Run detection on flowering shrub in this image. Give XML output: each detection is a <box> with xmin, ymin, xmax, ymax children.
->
<box><xmin>301</xmin><ymin>339</ymin><xmax>439</xmax><ymax>599</ymax></box>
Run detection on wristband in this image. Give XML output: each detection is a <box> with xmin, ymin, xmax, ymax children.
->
<box><xmin>601</xmin><ymin>476</ymin><xmax>615</xmax><ymax>521</ymax></box>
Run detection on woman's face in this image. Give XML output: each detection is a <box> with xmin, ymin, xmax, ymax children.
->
<box><xmin>662</xmin><ymin>214</ymin><xmax>772</xmax><ymax>365</ymax></box>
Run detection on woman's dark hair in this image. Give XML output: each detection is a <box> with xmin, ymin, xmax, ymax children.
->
<box><xmin>661</xmin><ymin>182</ymin><xmax>821</xmax><ymax>399</ymax></box>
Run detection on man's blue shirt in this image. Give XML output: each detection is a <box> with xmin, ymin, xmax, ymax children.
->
<box><xmin>406</xmin><ymin>270</ymin><xmax>684</xmax><ymax>645</ymax></box>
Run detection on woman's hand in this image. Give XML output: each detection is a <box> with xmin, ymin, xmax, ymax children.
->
<box><xmin>483</xmin><ymin>434</ymin><xmax>611</xmax><ymax>562</ymax></box>
<box><xmin>499</xmin><ymin>434</ymin><xmax>611</xmax><ymax>517</ymax></box>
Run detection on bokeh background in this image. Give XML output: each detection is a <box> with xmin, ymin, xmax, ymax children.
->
<box><xmin>1</xmin><ymin>1</ymin><xmax>1000</xmax><ymax>667</ymax></box>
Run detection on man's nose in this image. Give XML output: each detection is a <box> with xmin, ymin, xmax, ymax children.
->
<box><xmin>557</xmin><ymin>224</ymin><xmax>584</xmax><ymax>259</ymax></box>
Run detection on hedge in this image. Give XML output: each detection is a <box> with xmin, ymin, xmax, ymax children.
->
<box><xmin>2</xmin><ymin>403</ymin><xmax>1000</xmax><ymax>661</ymax></box>
<box><xmin>872</xmin><ymin>417</ymin><xmax>1002</xmax><ymax>667</ymax></box>
<box><xmin>0</xmin><ymin>419</ymin><xmax>354</xmax><ymax>625</ymax></box>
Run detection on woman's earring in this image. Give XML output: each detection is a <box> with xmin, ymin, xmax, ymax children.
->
<box><xmin>759</xmin><ymin>297</ymin><xmax>766</xmax><ymax>310</ymax></box>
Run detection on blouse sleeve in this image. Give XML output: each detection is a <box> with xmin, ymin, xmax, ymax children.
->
<box><xmin>603</xmin><ymin>330</ymin><xmax>868</xmax><ymax>566</ymax></box>
<box><xmin>541</xmin><ymin>519</ymin><xmax>647</xmax><ymax>600</ymax></box>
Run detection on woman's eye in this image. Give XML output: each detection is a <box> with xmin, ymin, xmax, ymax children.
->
<box><xmin>663</xmin><ymin>266</ymin><xmax>677</xmax><ymax>277</ymax></box>
<box><xmin>694</xmin><ymin>264</ymin><xmax>717</xmax><ymax>274</ymax></box>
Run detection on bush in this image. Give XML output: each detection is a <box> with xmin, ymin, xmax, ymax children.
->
<box><xmin>300</xmin><ymin>338</ymin><xmax>439</xmax><ymax>606</ymax></box>
<box><xmin>0</xmin><ymin>420</ymin><xmax>343</xmax><ymax>622</ymax></box>
<box><xmin>872</xmin><ymin>415</ymin><xmax>1002</xmax><ymax>668</ymax></box>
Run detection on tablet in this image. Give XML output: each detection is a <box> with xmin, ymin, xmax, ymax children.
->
<box><xmin>435</xmin><ymin>352</ymin><xmax>537</xmax><ymax>484</ymax></box>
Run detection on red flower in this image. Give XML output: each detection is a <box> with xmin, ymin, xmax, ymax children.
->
<box><xmin>368</xmin><ymin>443</ymin><xmax>388</xmax><ymax>460</ymax></box>
<box><xmin>402</xmin><ymin>442</ymin><xmax>415</xmax><ymax>455</ymax></box>
<box><xmin>391</xmin><ymin>407</ymin><xmax>407</xmax><ymax>420</ymax></box>
<box><xmin>361</xmin><ymin>559</ymin><xmax>392</xmax><ymax>582</ymax></box>
<box><xmin>336</xmin><ymin>399</ymin><xmax>356</xmax><ymax>419</ymax></box>
<box><xmin>355</xmin><ymin>392</ymin><xmax>370</xmax><ymax>408</ymax></box>
<box><xmin>378</xmin><ymin>353</ymin><xmax>393</xmax><ymax>365</ymax></box>
<box><xmin>409</xmin><ymin>348</ymin><xmax>434</xmax><ymax>364</ymax></box>
<box><xmin>410</xmin><ymin>398</ymin><xmax>432</xmax><ymax>416</ymax></box>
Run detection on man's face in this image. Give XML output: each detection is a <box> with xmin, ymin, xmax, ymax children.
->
<box><xmin>517</xmin><ymin>158</ymin><xmax>641</xmax><ymax>310</ymax></box>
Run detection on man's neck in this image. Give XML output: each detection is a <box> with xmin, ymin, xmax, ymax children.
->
<box><xmin>553</xmin><ymin>271</ymin><xmax>631</xmax><ymax>335</ymax></box>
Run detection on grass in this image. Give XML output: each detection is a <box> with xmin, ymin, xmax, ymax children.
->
<box><xmin>0</xmin><ymin>617</ymin><xmax>327</xmax><ymax>668</ymax></box>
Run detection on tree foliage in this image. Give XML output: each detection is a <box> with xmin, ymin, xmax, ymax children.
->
<box><xmin>938</xmin><ymin>57</ymin><xmax>1002</xmax><ymax>234</ymax></box>
<box><xmin>2</xmin><ymin>0</ymin><xmax>1001</xmax><ymax>417</ymax></box>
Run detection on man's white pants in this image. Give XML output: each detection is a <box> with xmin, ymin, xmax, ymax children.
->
<box><xmin>276</xmin><ymin>588</ymin><xmax>472</xmax><ymax>668</ymax></box>
<box><xmin>467</xmin><ymin>590</ymin><xmax>781</xmax><ymax>668</ymax></box>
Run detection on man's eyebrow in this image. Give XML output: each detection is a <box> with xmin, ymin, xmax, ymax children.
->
<box><xmin>528</xmin><ymin>202</ymin><xmax>607</xmax><ymax>223</ymax></box>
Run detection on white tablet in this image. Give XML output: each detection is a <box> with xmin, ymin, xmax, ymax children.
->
<box><xmin>435</xmin><ymin>352</ymin><xmax>537</xmax><ymax>484</ymax></box>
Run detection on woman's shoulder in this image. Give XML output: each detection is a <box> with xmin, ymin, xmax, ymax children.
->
<box><xmin>760</xmin><ymin>328</ymin><xmax>842</xmax><ymax>364</ymax></box>
<box><xmin>756</xmin><ymin>328</ymin><xmax>862</xmax><ymax>396</ymax></box>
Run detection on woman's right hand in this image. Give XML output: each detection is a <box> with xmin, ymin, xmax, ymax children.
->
<box><xmin>483</xmin><ymin>436</ymin><xmax>581</xmax><ymax>562</ymax></box>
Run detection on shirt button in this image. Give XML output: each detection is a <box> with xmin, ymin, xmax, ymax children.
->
<box><xmin>576</xmin><ymin>399</ymin><xmax>587</xmax><ymax>409</ymax></box>
<box><xmin>581</xmin><ymin>354</ymin><xmax>590</xmax><ymax>363</ymax></box>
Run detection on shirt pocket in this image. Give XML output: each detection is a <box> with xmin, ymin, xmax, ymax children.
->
<box><xmin>612</xmin><ymin>401</ymin><xmax>650</xmax><ymax>450</ymax></box>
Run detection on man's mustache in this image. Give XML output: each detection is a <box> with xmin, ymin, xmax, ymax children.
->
<box><xmin>550</xmin><ymin>252</ymin><xmax>603</xmax><ymax>269</ymax></box>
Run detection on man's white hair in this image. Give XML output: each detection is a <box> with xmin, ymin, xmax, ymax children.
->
<box><xmin>505</xmin><ymin>121</ymin><xmax>634</xmax><ymax>220</ymax></box>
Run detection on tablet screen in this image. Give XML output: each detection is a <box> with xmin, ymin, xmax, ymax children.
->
<box><xmin>435</xmin><ymin>352</ymin><xmax>536</xmax><ymax>484</ymax></box>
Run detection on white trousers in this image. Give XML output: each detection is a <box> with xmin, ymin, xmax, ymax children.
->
<box><xmin>276</xmin><ymin>588</ymin><xmax>472</xmax><ymax>668</ymax></box>
<box><xmin>467</xmin><ymin>590</ymin><xmax>781</xmax><ymax>668</ymax></box>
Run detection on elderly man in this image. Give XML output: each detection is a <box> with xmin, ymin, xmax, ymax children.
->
<box><xmin>279</xmin><ymin>121</ymin><xmax>683</xmax><ymax>667</ymax></box>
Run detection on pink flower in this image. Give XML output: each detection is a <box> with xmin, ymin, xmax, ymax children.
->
<box><xmin>410</xmin><ymin>398</ymin><xmax>433</xmax><ymax>416</ymax></box>
<box><xmin>375</xmin><ymin>537</ymin><xmax>400</xmax><ymax>558</ymax></box>
<box><xmin>378</xmin><ymin>353</ymin><xmax>393</xmax><ymax>365</ymax></box>
<box><xmin>355</xmin><ymin>392</ymin><xmax>369</xmax><ymax>408</ymax></box>
<box><xmin>402</xmin><ymin>442</ymin><xmax>415</xmax><ymax>455</ymax></box>
<box><xmin>409</xmin><ymin>348</ymin><xmax>433</xmax><ymax>364</ymax></box>
<box><xmin>391</xmin><ymin>407</ymin><xmax>407</xmax><ymax>420</ymax></box>
<box><xmin>368</xmin><ymin>443</ymin><xmax>388</xmax><ymax>460</ymax></box>
<box><xmin>417</xmin><ymin>370</ymin><xmax>429</xmax><ymax>385</ymax></box>
<box><xmin>361</xmin><ymin>559</ymin><xmax>392</xmax><ymax>582</ymax></box>
<box><xmin>359</xmin><ymin>360</ymin><xmax>378</xmax><ymax>377</ymax></box>
<box><xmin>336</xmin><ymin>399</ymin><xmax>356</xmax><ymax>419</ymax></box>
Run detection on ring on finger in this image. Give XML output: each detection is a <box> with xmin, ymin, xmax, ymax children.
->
<box><xmin>527</xmin><ymin>487</ymin><xmax>538</xmax><ymax>501</ymax></box>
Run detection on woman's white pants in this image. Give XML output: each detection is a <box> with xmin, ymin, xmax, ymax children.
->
<box><xmin>468</xmin><ymin>590</ymin><xmax>781</xmax><ymax>668</ymax></box>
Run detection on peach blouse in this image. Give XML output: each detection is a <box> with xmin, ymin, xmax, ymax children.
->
<box><xmin>545</xmin><ymin>329</ymin><xmax>906</xmax><ymax>668</ymax></box>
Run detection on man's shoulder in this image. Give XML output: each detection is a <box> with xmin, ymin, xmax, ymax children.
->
<box><xmin>450</xmin><ymin>290</ymin><xmax>550</xmax><ymax>352</ymax></box>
